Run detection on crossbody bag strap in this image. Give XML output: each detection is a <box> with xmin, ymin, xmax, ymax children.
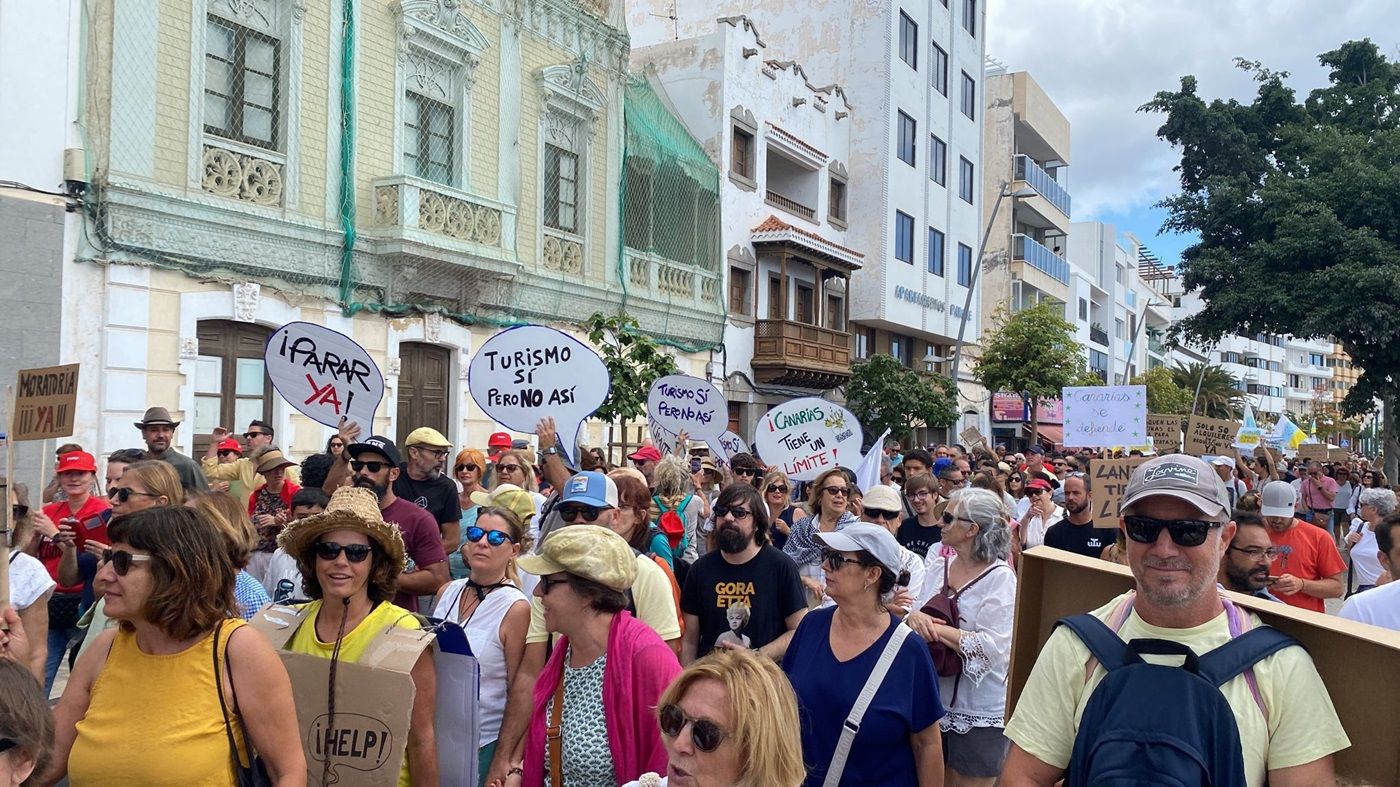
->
<box><xmin>547</xmin><ymin>675</ymin><xmax>566</xmax><ymax>787</ymax></box>
<box><xmin>950</xmin><ymin>562</ymin><xmax>1008</xmax><ymax>602</ymax></box>
<box><xmin>823</xmin><ymin>622</ymin><xmax>912</xmax><ymax>787</ymax></box>
<box><xmin>222</xmin><ymin>625</ymin><xmax>257</xmax><ymax>769</ymax></box>
<box><xmin>211</xmin><ymin>621</ymin><xmax>242</xmax><ymax>768</ymax></box>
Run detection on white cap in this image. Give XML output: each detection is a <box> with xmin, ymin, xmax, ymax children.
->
<box><xmin>1260</xmin><ymin>480</ymin><xmax>1298</xmax><ymax>518</ymax></box>
<box><xmin>1209</xmin><ymin>456</ymin><xmax>1235</xmax><ymax>467</ymax></box>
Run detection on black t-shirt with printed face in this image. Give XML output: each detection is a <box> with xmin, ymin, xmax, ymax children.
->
<box><xmin>1042</xmin><ymin>517</ymin><xmax>1117</xmax><ymax>559</ymax></box>
<box><xmin>681</xmin><ymin>545</ymin><xmax>807</xmax><ymax>657</ymax></box>
<box><xmin>393</xmin><ymin>466</ymin><xmax>463</xmax><ymax>530</ymax></box>
<box><xmin>897</xmin><ymin>516</ymin><xmax>942</xmax><ymax>558</ymax></box>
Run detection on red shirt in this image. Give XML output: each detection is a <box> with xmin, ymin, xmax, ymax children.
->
<box><xmin>1267</xmin><ymin>519</ymin><xmax>1346</xmax><ymax>613</ymax></box>
<box><xmin>40</xmin><ymin>496</ymin><xmax>113</xmax><ymax>593</ymax></box>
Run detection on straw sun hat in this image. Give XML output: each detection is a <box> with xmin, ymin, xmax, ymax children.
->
<box><xmin>277</xmin><ymin>486</ymin><xmax>407</xmax><ymax>571</ymax></box>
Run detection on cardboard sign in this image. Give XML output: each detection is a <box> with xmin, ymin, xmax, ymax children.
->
<box><xmin>646</xmin><ymin>374</ymin><xmax>730</xmax><ymax>461</ymax></box>
<box><xmin>1183</xmin><ymin>415</ymin><xmax>1238</xmax><ymax>456</ymax></box>
<box><xmin>1008</xmin><ymin>547</ymin><xmax>1400</xmax><ymax>786</ymax></box>
<box><xmin>716</xmin><ymin>430</ymin><xmax>748</xmax><ymax>460</ymax></box>
<box><xmin>467</xmin><ymin>325</ymin><xmax>609</xmax><ymax>466</ymax></box>
<box><xmin>959</xmin><ymin>426</ymin><xmax>986</xmax><ymax>448</ymax></box>
<box><xmin>1329</xmin><ymin>448</ymin><xmax>1350</xmax><ymax>462</ymax></box>
<box><xmin>1090</xmin><ymin>457</ymin><xmax>1146</xmax><ymax>527</ymax></box>
<box><xmin>754</xmin><ymin>397</ymin><xmax>864</xmax><ymax>481</ymax></box>
<box><xmin>1297</xmin><ymin>443</ymin><xmax>1330</xmax><ymax>461</ymax></box>
<box><xmin>1061</xmin><ymin>385</ymin><xmax>1147</xmax><ymax>448</ymax></box>
<box><xmin>13</xmin><ymin>364</ymin><xmax>79</xmax><ymax>440</ymax></box>
<box><xmin>251</xmin><ymin>604</ymin><xmax>435</xmax><ymax>787</ymax></box>
<box><xmin>266</xmin><ymin>323</ymin><xmax>384</xmax><ymax>432</ymax></box>
<box><xmin>1145</xmin><ymin>415</ymin><xmax>1182</xmax><ymax>452</ymax></box>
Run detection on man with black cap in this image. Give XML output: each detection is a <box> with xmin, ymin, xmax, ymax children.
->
<box><xmin>134</xmin><ymin>406</ymin><xmax>208</xmax><ymax>492</ymax></box>
<box><xmin>1002</xmin><ymin>454</ymin><xmax>1348</xmax><ymax>786</ymax></box>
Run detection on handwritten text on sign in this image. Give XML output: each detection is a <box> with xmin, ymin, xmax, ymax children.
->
<box><xmin>647</xmin><ymin>375</ymin><xmax>731</xmax><ymax>461</ymax></box>
<box><xmin>1091</xmin><ymin>457</ymin><xmax>1147</xmax><ymax>528</ymax></box>
<box><xmin>1183</xmin><ymin>415</ymin><xmax>1239</xmax><ymax>456</ymax></box>
<box><xmin>1061</xmin><ymin>385</ymin><xmax>1147</xmax><ymax>448</ymax></box>
<box><xmin>717</xmin><ymin>430</ymin><xmax>749</xmax><ymax>461</ymax></box>
<box><xmin>13</xmin><ymin>364</ymin><xmax>79</xmax><ymax>441</ymax></box>
<box><xmin>265</xmin><ymin>323</ymin><xmax>384</xmax><ymax>432</ymax></box>
<box><xmin>1146</xmin><ymin>415</ymin><xmax>1183</xmax><ymax>451</ymax></box>
<box><xmin>754</xmin><ymin>397</ymin><xmax>864</xmax><ymax>481</ymax></box>
<box><xmin>467</xmin><ymin>325</ymin><xmax>609</xmax><ymax>465</ymax></box>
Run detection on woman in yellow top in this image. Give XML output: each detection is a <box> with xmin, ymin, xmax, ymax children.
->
<box><xmin>277</xmin><ymin>486</ymin><xmax>439</xmax><ymax>787</ymax></box>
<box><xmin>47</xmin><ymin>505</ymin><xmax>305</xmax><ymax>786</ymax></box>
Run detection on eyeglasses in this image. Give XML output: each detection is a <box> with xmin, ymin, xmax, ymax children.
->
<box><xmin>910</xmin><ymin>490</ymin><xmax>932</xmax><ymax>500</ymax></box>
<box><xmin>865</xmin><ymin>508</ymin><xmax>900</xmax><ymax>521</ymax></box>
<box><xmin>495</xmin><ymin>463</ymin><xmax>523</xmax><ymax>475</ymax></box>
<box><xmin>350</xmin><ymin>460</ymin><xmax>389</xmax><ymax>474</ymax></box>
<box><xmin>659</xmin><ymin>703</ymin><xmax>731</xmax><ymax>753</ymax></box>
<box><xmin>539</xmin><ymin>574</ymin><xmax>571</xmax><ymax>594</ymax></box>
<box><xmin>314</xmin><ymin>541</ymin><xmax>373</xmax><ymax>563</ymax></box>
<box><xmin>102</xmin><ymin>548</ymin><xmax>153</xmax><ymax>576</ymax></box>
<box><xmin>455</xmin><ymin>463</ymin><xmax>479</xmax><ymax>473</ymax></box>
<box><xmin>1228</xmin><ymin>545</ymin><xmax>1280</xmax><ymax>562</ymax></box>
<box><xmin>821</xmin><ymin>549</ymin><xmax>864</xmax><ymax>570</ymax></box>
<box><xmin>107</xmin><ymin>487</ymin><xmax>161</xmax><ymax>503</ymax></box>
<box><xmin>465</xmin><ymin>526</ymin><xmax>514</xmax><ymax>546</ymax></box>
<box><xmin>822</xmin><ymin>486</ymin><xmax>849</xmax><ymax>497</ymax></box>
<box><xmin>713</xmin><ymin>504</ymin><xmax>752</xmax><ymax>520</ymax></box>
<box><xmin>765</xmin><ymin>484</ymin><xmax>788</xmax><ymax>494</ymax></box>
<box><xmin>243</xmin><ymin>431</ymin><xmax>268</xmax><ymax>439</ymax></box>
<box><xmin>414</xmin><ymin>447</ymin><xmax>450</xmax><ymax>458</ymax></box>
<box><xmin>1123</xmin><ymin>516</ymin><xmax>1223</xmax><ymax>548</ymax></box>
<box><xmin>559</xmin><ymin>505</ymin><xmax>607</xmax><ymax>523</ymax></box>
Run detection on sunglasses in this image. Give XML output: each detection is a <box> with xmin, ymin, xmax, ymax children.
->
<box><xmin>102</xmin><ymin>548</ymin><xmax>153</xmax><ymax>576</ymax></box>
<box><xmin>243</xmin><ymin>431</ymin><xmax>268</xmax><ymax>439</ymax></box>
<box><xmin>733</xmin><ymin>468</ymin><xmax>759</xmax><ymax>477</ymax></box>
<box><xmin>891</xmin><ymin>475</ymin><xmax>906</xmax><ymax>484</ymax></box>
<box><xmin>865</xmin><ymin>508</ymin><xmax>900</xmax><ymax>521</ymax></box>
<box><xmin>559</xmin><ymin>505</ymin><xmax>606</xmax><ymax>523</ymax></box>
<box><xmin>496</xmin><ymin>463</ymin><xmax>523</xmax><ymax>474</ymax></box>
<box><xmin>659</xmin><ymin>703</ymin><xmax>730</xmax><ymax>753</ymax></box>
<box><xmin>539</xmin><ymin>574</ymin><xmax>571</xmax><ymax>594</ymax></box>
<box><xmin>350</xmin><ymin>460</ymin><xmax>389</xmax><ymax>474</ymax></box>
<box><xmin>713</xmin><ymin>505</ymin><xmax>751</xmax><ymax>520</ymax></box>
<box><xmin>941</xmin><ymin>512</ymin><xmax>976</xmax><ymax>527</ymax></box>
<box><xmin>315</xmin><ymin>541</ymin><xmax>373</xmax><ymax>562</ymax></box>
<box><xmin>107</xmin><ymin>487</ymin><xmax>161</xmax><ymax>503</ymax></box>
<box><xmin>1123</xmin><ymin>516</ymin><xmax>1223</xmax><ymax>548</ymax></box>
<box><xmin>465</xmin><ymin>526</ymin><xmax>514</xmax><ymax>546</ymax></box>
<box><xmin>765</xmin><ymin>483</ymin><xmax>788</xmax><ymax>494</ymax></box>
<box><xmin>455</xmin><ymin>463</ymin><xmax>479</xmax><ymax>473</ymax></box>
<box><xmin>822</xmin><ymin>486</ymin><xmax>850</xmax><ymax>497</ymax></box>
<box><xmin>217</xmin><ymin>450</ymin><xmax>240</xmax><ymax>458</ymax></box>
<box><xmin>820</xmin><ymin>549</ymin><xmax>864</xmax><ymax>570</ymax></box>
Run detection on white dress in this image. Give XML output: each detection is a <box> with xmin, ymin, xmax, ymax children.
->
<box><xmin>432</xmin><ymin>578</ymin><xmax>529</xmax><ymax>745</ymax></box>
<box><xmin>917</xmin><ymin>555</ymin><xmax>1018</xmax><ymax>733</ymax></box>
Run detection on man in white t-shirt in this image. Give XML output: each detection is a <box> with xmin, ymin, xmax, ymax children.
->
<box><xmin>1339</xmin><ymin>515</ymin><xmax>1400</xmax><ymax>631</ymax></box>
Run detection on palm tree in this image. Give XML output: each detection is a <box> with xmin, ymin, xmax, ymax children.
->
<box><xmin>1170</xmin><ymin>362</ymin><xmax>1247</xmax><ymax>419</ymax></box>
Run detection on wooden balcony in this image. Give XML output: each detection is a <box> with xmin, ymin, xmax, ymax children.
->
<box><xmin>752</xmin><ymin>318</ymin><xmax>853</xmax><ymax>389</ymax></box>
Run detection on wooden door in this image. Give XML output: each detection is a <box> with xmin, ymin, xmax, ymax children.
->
<box><xmin>396</xmin><ymin>342</ymin><xmax>451</xmax><ymax>446</ymax></box>
<box><xmin>194</xmin><ymin>320</ymin><xmax>273</xmax><ymax>456</ymax></box>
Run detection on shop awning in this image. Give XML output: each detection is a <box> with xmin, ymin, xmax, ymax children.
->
<box><xmin>1035</xmin><ymin>424</ymin><xmax>1064</xmax><ymax>446</ymax></box>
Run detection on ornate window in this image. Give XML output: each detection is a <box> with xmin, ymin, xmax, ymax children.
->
<box><xmin>204</xmin><ymin>16</ymin><xmax>280</xmax><ymax>149</ymax></box>
<box><xmin>544</xmin><ymin>145</ymin><xmax>580</xmax><ymax>233</ymax></box>
<box><xmin>538</xmin><ymin>64</ymin><xmax>605</xmax><ymax>273</ymax></box>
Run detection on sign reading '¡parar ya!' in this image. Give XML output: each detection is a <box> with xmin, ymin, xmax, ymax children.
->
<box><xmin>754</xmin><ymin>397</ymin><xmax>864</xmax><ymax>481</ymax></box>
<box><xmin>265</xmin><ymin>323</ymin><xmax>384</xmax><ymax>432</ymax></box>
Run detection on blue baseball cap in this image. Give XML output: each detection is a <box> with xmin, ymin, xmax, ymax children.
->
<box><xmin>560</xmin><ymin>471</ymin><xmax>618</xmax><ymax>508</ymax></box>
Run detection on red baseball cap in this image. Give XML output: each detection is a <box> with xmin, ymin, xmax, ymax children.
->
<box><xmin>1025</xmin><ymin>477</ymin><xmax>1054</xmax><ymax>492</ymax></box>
<box><xmin>217</xmin><ymin>437</ymin><xmax>244</xmax><ymax>454</ymax></box>
<box><xmin>488</xmin><ymin>432</ymin><xmax>513</xmax><ymax>449</ymax></box>
<box><xmin>55</xmin><ymin>451</ymin><xmax>98</xmax><ymax>474</ymax></box>
<box><xmin>628</xmin><ymin>445</ymin><xmax>663</xmax><ymax>462</ymax></box>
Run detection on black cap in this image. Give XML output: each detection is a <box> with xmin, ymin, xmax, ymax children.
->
<box><xmin>347</xmin><ymin>435</ymin><xmax>402</xmax><ymax>467</ymax></box>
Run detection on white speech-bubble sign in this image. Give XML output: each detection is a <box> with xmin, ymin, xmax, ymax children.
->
<box><xmin>467</xmin><ymin>325</ymin><xmax>609</xmax><ymax>466</ymax></box>
<box><xmin>646</xmin><ymin>374</ymin><xmax>731</xmax><ymax>462</ymax></box>
<box><xmin>265</xmin><ymin>322</ymin><xmax>384</xmax><ymax>432</ymax></box>
<box><xmin>754</xmin><ymin>397</ymin><xmax>864</xmax><ymax>481</ymax></box>
<box><xmin>649</xmin><ymin>421</ymin><xmax>678</xmax><ymax>457</ymax></box>
<box><xmin>715</xmin><ymin>430</ymin><xmax>749</xmax><ymax>462</ymax></box>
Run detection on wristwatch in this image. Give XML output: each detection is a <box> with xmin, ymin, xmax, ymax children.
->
<box><xmin>541</xmin><ymin>445</ymin><xmax>560</xmax><ymax>457</ymax></box>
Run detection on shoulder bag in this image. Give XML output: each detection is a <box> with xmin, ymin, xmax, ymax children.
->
<box><xmin>213</xmin><ymin>621</ymin><xmax>272</xmax><ymax>787</ymax></box>
<box><xmin>823</xmin><ymin>622</ymin><xmax>912</xmax><ymax>787</ymax></box>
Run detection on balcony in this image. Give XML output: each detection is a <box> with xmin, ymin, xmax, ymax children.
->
<box><xmin>1014</xmin><ymin>155</ymin><xmax>1071</xmax><ymax>217</ymax></box>
<box><xmin>765</xmin><ymin>188</ymin><xmax>817</xmax><ymax>222</ymax></box>
<box><xmin>1148</xmin><ymin>337</ymin><xmax>1168</xmax><ymax>355</ymax></box>
<box><xmin>752</xmin><ymin>318</ymin><xmax>852</xmax><ymax>389</ymax></box>
<box><xmin>368</xmin><ymin>175</ymin><xmax>519</xmax><ymax>274</ymax></box>
<box><xmin>1012</xmin><ymin>234</ymin><xmax>1070</xmax><ymax>284</ymax></box>
<box><xmin>1089</xmin><ymin>324</ymin><xmax>1109</xmax><ymax>346</ymax></box>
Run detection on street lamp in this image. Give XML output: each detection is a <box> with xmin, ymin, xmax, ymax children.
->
<box><xmin>949</xmin><ymin>185</ymin><xmax>1039</xmax><ymax>389</ymax></box>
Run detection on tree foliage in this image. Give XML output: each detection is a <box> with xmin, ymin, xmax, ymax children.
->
<box><xmin>1142</xmin><ymin>40</ymin><xmax>1400</xmax><ymax>470</ymax></box>
<box><xmin>1168</xmin><ymin>362</ymin><xmax>1246</xmax><ymax>419</ymax></box>
<box><xmin>845</xmin><ymin>353</ymin><xmax>958</xmax><ymax>445</ymax></box>
<box><xmin>974</xmin><ymin>302</ymin><xmax>1088</xmax><ymax>433</ymax></box>
<box><xmin>583</xmin><ymin>312</ymin><xmax>679</xmax><ymax>425</ymax></box>
<box><xmin>1132</xmin><ymin>366</ymin><xmax>1195</xmax><ymax>414</ymax></box>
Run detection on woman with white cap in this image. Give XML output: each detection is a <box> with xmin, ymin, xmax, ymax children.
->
<box><xmin>782</xmin><ymin>522</ymin><xmax>945</xmax><ymax>786</ymax></box>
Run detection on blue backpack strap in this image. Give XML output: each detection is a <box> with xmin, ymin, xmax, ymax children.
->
<box><xmin>1195</xmin><ymin>626</ymin><xmax>1300</xmax><ymax>688</ymax></box>
<box><xmin>1055</xmin><ymin>614</ymin><xmax>1135</xmax><ymax>672</ymax></box>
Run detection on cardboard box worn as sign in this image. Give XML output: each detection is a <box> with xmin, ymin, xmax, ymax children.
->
<box><xmin>1145</xmin><ymin>415</ymin><xmax>1183</xmax><ymax>451</ymax></box>
<box><xmin>1183</xmin><ymin>415</ymin><xmax>1238</xmax><ymax>456</ymax></box>
<box><xmin>251</xmin><ymin>604</ymin><xmax>435</xmax><ymax>787</ymax></box>
<box><xmin>1297</xmin><ymin>443</ymin><xmax>1330</xmax><ymax>462</ymax></box>
<box><xmin>1089</xmin><ymin>457</ymin><xmax>1145</xmax><ymax>528</ymax></box>
<box><xmin>13</xmin><ymin>364</ymin><xmax>79</xmax><ymax>441</ymax></box>
<box><xmin>1008</xmin><ymin>547</ymin><xmax>1400</xmax><ymax>786</ymax></box>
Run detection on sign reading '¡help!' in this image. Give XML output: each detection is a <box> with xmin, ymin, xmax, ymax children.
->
<box><xmin>646</xmin><ymin>374</ymin><xmax>733</xmax><ymax>461</ymax></box>
<box><xmin>467</xmin><ymin>325</ymin><xmax>609</xmax><ymax>465</ymax></box>
<box><xmin>754</xmin><ymin>397</ymin><xmax>864</xmax><ymax>481</ymax></box>
<box><xmin>265</xmin><ymin>323</ymin><xmax>385</xmax><ymax>432</ymax></box>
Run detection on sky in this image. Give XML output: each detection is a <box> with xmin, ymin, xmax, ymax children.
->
<box><xmin>987</xmin><ymin>0</ymin><xmax>1400</xmax><ymax>266</ymax></box>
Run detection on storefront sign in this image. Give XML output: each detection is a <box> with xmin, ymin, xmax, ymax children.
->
<box><xmin>892</xmin><ymin>286</ymin><xmax>966</xmax><ymax>319</ymax></box>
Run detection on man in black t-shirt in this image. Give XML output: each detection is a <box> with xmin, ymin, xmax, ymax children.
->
<box><xmin>395</xmin><ymin>427</ymin><xmax>463</xmax><ymax>555</ymax></box>
<box><xmin>681</xmin><ymin>483</ymin><xmax>807</xmax><ymax>663</ymax></box>
<box><xmin>1041</xmin><ymin>474</ymin><xmax>1116</xmax><ymax>559</ymax></box>
<box><xmin>895</xmin><ymin>474</ymin><xmax>943</xmax><ymax>558</ymax></box>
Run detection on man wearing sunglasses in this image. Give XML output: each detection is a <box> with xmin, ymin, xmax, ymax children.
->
<box><xmin>396</xmin><ymin>427</ymin><xmax>462</xmax><ymax>558</ymax></box>
<box><xmin>728</xmin><ymin>453</ymin><xmax>763</xmax><ymax>489</ymax></box>
<box><xmin>1003</xmin><ymin>455</ymin><xmax>1348</xmax><ymax>787</ymax></box>
<box><xmin>202</xmin><ymin>420</ymin><xmax>299</xmax><ymax>507</ymax></box>
<box><xmin>1257</xmin><ymin>480</ymin><xmax>1346</xmax><ymax>613</ymax></box>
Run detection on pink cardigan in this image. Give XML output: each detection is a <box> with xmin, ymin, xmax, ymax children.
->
<box><xmin>522</xmin><ymin>611</ymin><xmax>681</xmax><ymax>786</ymax></box>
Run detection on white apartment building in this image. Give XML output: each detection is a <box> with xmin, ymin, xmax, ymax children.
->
<box><xmin>631</xmin><ymin>18</ymin><xmax>862</xmax><ymax>438</ymax></box>
<box><xmin>629</xmin><ymin>0</ymin><xmax>991</xmax><ymax>443</ymax></box>
<box><xmin>1066</xmin><ymin>222</ymin><xmax>1172</xmax><ymax>385</ymax></box>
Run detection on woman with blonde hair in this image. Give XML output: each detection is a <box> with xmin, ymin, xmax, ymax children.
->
<box><xmin>759</xmin><ymin>468</ymin><xmax>805</xmax><ymax>550</ymax></box>
<box><xmin>622</xmin><ymin>649</ymin><xmax>807</xmax><ymax>787</ymax></box>
<box><xmin>650</xmin><ymin>456</ymin><xmax>705</xmax><ymax>565</ymax></box>
<box><xmin>493</xmin><ymin>448</ymin><xmax>548</xmax><ymax>518</ymax></box>
<box><xmin>186</xmin><ymin>490</ymin><xmax>272</xmax><ymax>620</ymax></box>
<box><xmin>109</xmin><ymin>459</ymin><xmax>185</xmax><ymax>511</ymax></box>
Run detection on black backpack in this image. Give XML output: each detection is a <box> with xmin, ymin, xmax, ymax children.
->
<box><xmin>1056</xmin><ymin>613</ymin><xmax>1299</xmax><ymax>787</ymax></box>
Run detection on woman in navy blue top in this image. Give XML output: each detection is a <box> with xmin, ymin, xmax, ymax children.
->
<box><xmin>782</xmin><ymin>523</ymin><xmax>945</xmax><ymax>786</ymax></box>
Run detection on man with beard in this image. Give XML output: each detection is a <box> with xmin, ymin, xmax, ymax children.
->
<box><xmin>679</xmin><ymin>482</ymin><xmax>807</xmax><ymax>664</ymax></box>
<box><xmin>1042</xmin><ymin>475</ymin><xmax>1117</xmax><ymax>559</ymax></box>
<box><xmin>344</xmin><ymin>434</ymin><xmax>448</xmax><ymax>609</ymax></box>
<box><xmin>1218</xmin><ymin>511</ymin><xmax>1282</xmax><ymax>601</ymax></box>
<box><xmin>1003</xmin><ymin>455</ymin><xmax>1347</xmax><ymax>786</ymax></box>
<box><xmin>395</xmin><ymin>427</ymin><xmax>462</xmax><ymax>556</ymax></box>
<box><xmin>134</xmin><ymin>406</ymin><xmax>208</xmax><ymax>492</ymax></box>
<box><xmin>1258</xmin><ymin>480</ymin><xmax>1346</xmax><ymax>613</ymax></box>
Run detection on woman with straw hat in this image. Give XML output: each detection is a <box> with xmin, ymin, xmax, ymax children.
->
<box><xmin>277</xmin><ymin>486</ymin><xmax>438</xmax><ymax>786</ymax></box>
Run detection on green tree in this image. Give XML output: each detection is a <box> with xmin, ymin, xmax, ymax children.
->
<box><xmin>1133</xmin><ymin>366</ymin><xmax>1195</xmax><ymax>414</ymax></box>
<box><xmin>1142</xmin><ymin>40</ymin><xmax>1400</xmax><ymax>477</ymax></box>
<box><xmin>844</xmin><ymin>353</ymin><xmax>958</xmax><ymax>445</ymax></box>
<box><xmin>1168</xmin><ymin>362</ymin><xmax>1246</xmax><ymax>419</ymax></box>
<box><xmin>974</xmin><ymin>303</ymin><xmax>1088</xmax><ymax>437</ymax></box>
<box><xmin>583</xmin><ymin>312</ymin><xmax>678</xmax><ymax>451</ymax></box>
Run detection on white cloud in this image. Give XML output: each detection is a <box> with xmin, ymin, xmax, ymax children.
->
<box><xmin>988</xmin><ymin>0</ymin><xmax>1400</xmax><ymax>218</ymax></box>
